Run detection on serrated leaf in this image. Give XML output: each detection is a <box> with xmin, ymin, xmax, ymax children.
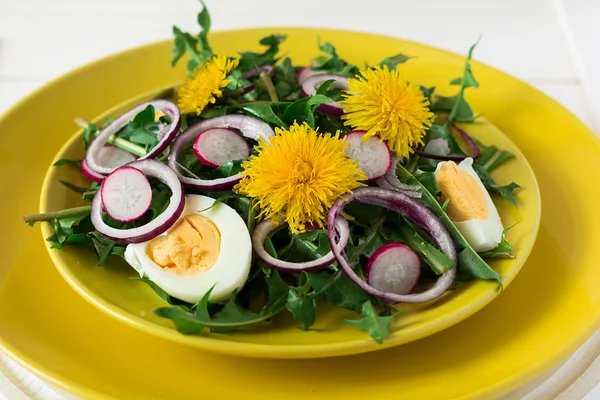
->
<box><xmin>282</xmin><ymin>94</ymin><xmax>333</xmax><ymax>128</ymax></box>
<box><xmin>342</xmin><ymin>301</ymin><xmax>402</xmax><ymax>344</ymax></box>
<box><xmin>285</xmin><ymin>288</ymin><xmax>317</xmax><ymax>330</ymax></box>
<box><xmin>324</xmin><ymin>274</ymin><xmax>370</xmax><ymax>313</ymax></box>
<box><xmin>377</xmin><ymin>53</ymin><xmax>411</xmax><ymax>70</ymax></box>
<box><xmin>472</xmin><ymin>163</ymin><xmax>520</xmax><ymax>206</ymax></box>
<box><xmin>448</xmin><ymin>40</ymin><xmax>479</xmax><ymax>122</ymax></box>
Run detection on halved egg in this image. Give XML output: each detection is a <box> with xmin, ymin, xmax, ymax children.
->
<box><xmin>124</xmin><ymin>194</ymin><xmax>252</xmax><ymax>303</ymax></box>
<box><xmin>434</xmin><ymin>158</ymin><xmax>503</xmax><ymax>252</ymax></box>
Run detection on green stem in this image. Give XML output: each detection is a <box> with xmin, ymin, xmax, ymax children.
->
<box><xmin>405</xmin><ymin>155</ymin><xmax>420</xmax><ymax>174</ymax></box>
<box><xmin>23</xmin><ymin>206</ymin><xmax>92</xmax><ymax>224</ymax></box>
<box><xmin>260</xmin><ymin>72</ymin><xmax>279</xmax><ymax>102</ymax></box>
<box><xmin>349</xmin><ymin>213</ymin><xmax>387</xmax><ymax>266</ymax></box>
<box><xmin>75</xmin><ymin>117</ymin><xmax>147</xmax><ymax>157</ymax></box>
<box><xmin>483</xmin><ymin>150</ymin><xmax>504</xmax><ymax>171</ymax></box>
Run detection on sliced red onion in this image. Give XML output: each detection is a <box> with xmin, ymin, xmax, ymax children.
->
<box><xmin>242</xmin><ymin>65</ymin><xmax>274</xmax><ymax>79</ymax></box>
<box><xmin>193</xmin><ymin>128</ymin><xmax>251</xmax><ymax>168</ymax></box>
<box><xmin>344</xmin><ymin>131</ymin><xmax>392</xmax><ymax>181</ymax></box>
<box><xmin>81</xmin><ymin>158</ymin><xmax>105</xmax><ymax>183</ymax></box>
<box><xmin>81</xmin><ymin>146</ymin><xmax>136</xmax><ymax>182</ymax></box>
<box><xmin>101</xmin><ymin>166</ymin><xmax>153</xmax><ymax>223</ymax></box>
<box><xmin>91</xmin><ymin>159</ymin><xmax>185</xmax><ymax>244</ymax></box>
<box><xmin>327</xmin><ymin>187</ymin><xmax>457</xmax><ymax>304</ymax></box>
<box><xmin>168</xmin><ymin>115</ymin><xmax>275</xmax><ymax>191</ymax></box>
<box><xmin>416</xmin><ymin>124</ymin><xmax>480</xmax><ymax>161</ymax></box>
<box><xmin>252</xmin><ymin>216</ymin><xmax>349</xmax><ymax>273</ymax></box>
<box><xmin>85</xmin><ymin>100</ymin><xmax>181</xmax><ymax>175</ymax></box>
<box><xmin>297</xmin><ymin>66</ymin><xmax>326</xmax><ymax>84</ymax></box>
<box><xmin>376</xmin><ymin>156</ymin><xmax>421</xmax><ymax>198</ymax></box>
<box><xmin>301</xmin><ymin>74</ymin><xmax>349</xmax><ymax>118</ymax></box>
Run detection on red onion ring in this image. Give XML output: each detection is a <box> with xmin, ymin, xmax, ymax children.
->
<box><xmin>296</xmin><ymin>66</ymin><xmax>326</xmax><ymax>84</ymax></box>
<box><xmin>301</xmin><ymin>74</ymin><xmax>349</xmax><ymax>118</ymax></box>
<box><xmin>252</xmin><ymin>216</ymin><xmax>349</xmax><ymax>273</ymax></box>
<box><xmin>376</xmin><ymin>156</ymin><xmax>421</xmax><ymax>198</ymax></box>
<box><xmin>85</xmin><ymin>100</ymin><xmax>181</xmax><ymax>175</ymax></box>
<box><xmin>168</xmin><ymin>115</ymin><xmax>275</xmax><ymax>191</ymax></box>
<box><xmin>91</xmin><ymin>159</ymin><xmax>185</xmax><ymax>244</ymax></box>
<box><xmin>327</xmin><ymin>187</ymin><xmax>457</xmax><ymax>304</ymax></box>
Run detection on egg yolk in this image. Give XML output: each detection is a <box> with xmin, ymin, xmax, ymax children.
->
<box><xmin>145</xmin><ymin>214</ymin><xmax>221</xmax><ymax>274</ymax></box>
<box><xmin>435</xmin><ymin>162</ymin><xmax>489</xmax><ymax>222</ymax></box>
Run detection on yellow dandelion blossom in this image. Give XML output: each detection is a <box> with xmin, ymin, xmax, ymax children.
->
<box><xmin>234</xmin><ymin>122</ymin><xmax>366</xmax><ymax>233</ymax></box>
<box><xmin>339</xmin><ymin>65</ymin><xmax>434</xmax><ymax>158</ymax></box>
<box><xmin>177</xmin><ymin>55</ymin><xmax>239</xmax><ymax>115</ymax></box>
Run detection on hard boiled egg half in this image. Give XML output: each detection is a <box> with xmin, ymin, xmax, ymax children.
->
<box><xmin>434</xmin><ymin>158</ymin><xmax>503</xmax><ymax>252</ymax></box>
<box><xmin>124</xmin><ymin>194</ymin><xmax>252</xmax><ymax>303</ymax></box>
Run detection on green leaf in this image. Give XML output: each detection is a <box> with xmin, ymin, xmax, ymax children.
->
<box><xmin>81</xmin><ymin>122</ymin><xmax>101</xmax><ymax>150</ymax></box>
<box><xmin>305</xmin><ymin>271</ymin><xmax>337</xmax><ymax>293</ymax></box>
<box><xmin>238</xmin><ymin>34</ymin><xmax>286</xmax><ymax>71</ymax></box>
<box><xmin>448</xmin><ymin>40</ymin><xmax>479</xmax><ymax>122</ymax></box>
<box><xmin>273</xmin><ymin>58</ymin><xmax>298</xmax><ymax>100</ymax></box>
<box><xmin>241</xmin><ymin>102</ymin><xmax>287</xmax><ymax>127</ymax></box>
<box><xmin>51</xmin><ymin>209</ymin><xmax>91</xmax><ymax>244</ymax></box>
<box><xmin>88</xmin><ymin>231</ymin><xmax>118</xmax><ymax>265</ymax></box>
<box><xmin>171</xmin><ymin>26</ymin><xmax>201</xmax><ymax>72</ymax></box>
<box><xmin>396</xmin><ymin>164</ymin><xmax>501</xmax><ymax>283</ymax></box>
<box><xmin>196</xmin><ymin>0</ymin><xmax>212</xmax><ymax>54</ymax></box>
<box><xmin>480</xmin><ymin>227</ymin><xmax>515</xmax><ymax>259</ymax></box>
<box><xmin>415</xmin><ymin>172</ymin><xmax>441</xmax><ymax>197</ymax></box>
<box><xmin>377</xmin><ymin>53</ymin><xmax>411</xmax><ymax>70</ymax></box>
<box><xmin>210</xmin><ymin>160</ymin><xmax>245</xmax><ymax>178</ymax></box>
<box><xmin>282</xmin><ymin>94</ymin><xmax>333</xmax><ymax>128</ymax></box>
<box><xmin>135</xmin><ymin>276</ymin><xmax>193</xmax><ymax>308</ymax></box>
<box><xmin>154</xmin><ymin>307</ymin><xmax>206</xmax><ymax>334</ymax></box>
<box><xmin>149</xmin><ymin>188</ymin><xmax>172</xmax><ymax>218</ymax></box>
<box><xmin>313</xmin><ymin>42</ymin><xmax>357</xmax><ymax>75</ymax></box>
<box><xmin>342</xmin><ymin>300</ymin><xmax>402</xmax><ymax>344</ymax></box>
<box><xmin>59</xmin><ymin>180</ymin><xmax>88</xmax><ymax>194</ymax></box>
<box><xmin>286</xmin><ymin>287</ymin><xmax>317</xmax><ymax>330</ymax></box>
<box><xmin>324</xmin><ymin>274</ymin><xmax>370</xmax><ymax>313</ymax></box>
<box><xmin>420</xmin><ymin>85</ymin><xmax>435</xmax><ymax>101</ymax></box>
<box><xmin>427</xmin><ymin>124</ymin><xmax>464</xmax><ymax>156</ymax></box>
<box><xmin>474</xmin><ymin>138</ymin><xmax>516</xmax><ymax>172</ymax></box>
<box><xmin>53</xmin><ymin>158</ymin><xmax>81</xmax><ymax>167</ymax></box>
<box><xmin>397</xmin><ymin>223</ymin><xmax>455</xmax><ymax>275</ymax></box>
<box><xmin>116</xmin><ymin>105</ymin><xmax>162</xmax><ymax>147</ymax></box>
<box><xmin>472</xmin><ymin>163</ymin><xmax>520</xmax><ymax>206</ymax></box>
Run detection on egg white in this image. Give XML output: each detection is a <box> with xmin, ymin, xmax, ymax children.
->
<box><xmin>124</xmin><ymin>194</ymin><xmax>252</xmax><ymax>303</ymax></box>
<box><xmin>435</xmin><ymin>158</ymin><xmax>504</xmax><ymax>252</ymax></box>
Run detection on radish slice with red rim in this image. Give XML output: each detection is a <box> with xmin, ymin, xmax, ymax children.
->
<box><xmin>376</xmin><ymin>156</ymin><xmax>421</xmax><ymax>198</ymax></box>
<box><xmin>85</xmin><ymin>100</ymin><xmax>181</xmax><ymax>175</ymax></box>
<box><xmin>81</xmin><ymin>146</ymin><xmax>136</xmax><ymax>182</ymax></box>
<box><xmin>365</xmin><ymin>243</ymin><xmax>421</xmax><ymax>295</ymax></box>
<box><xmin>168</xmin><ymin>115</ymin><xmax>275</xmax><ymax>191</ymax></box>
<box><xmin>296</xmin><ymin>66</ymin><xmax>326</xmax><ymax>84</ymax></box>
<box><xmin>327</xmin><ymin>187</ymin><xmax>456</xmax><ymax>304</ymax></box>
<box><xmin>193</xmin><ymin>128</ymin><xmax>251</xmax><ymax>168</ymax></box>
<box><xmin>301</xmin><ymin>74</ymin><xmax>349</xmax><ymax>117</ymax></box>
<box><xmin>101</xmin><ymin>166</ymin><xmax>153</xmax><ymax>223</ymax></box>
<box><xmin>344</xmin><ymin>131</ymin><xmax>392</xmax><ymax>181</ymax></box>
<box><xmin>91</xmin><ymin>159</ymin><xmax>185</xmax><ymax>244</ymax></box>
<box><xmin>252</xmin><ymin>216</ymin><xmax>349</xmax><ymax>273</ymax></box>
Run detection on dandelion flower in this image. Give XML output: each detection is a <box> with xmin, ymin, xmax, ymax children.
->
<box><xmin>177</xmin><ymin>55</ymin><xmax>238</xmax><ymax>115</ymax></box>
<box><xmin>339</xmin><ymin>65</ymin><xmax>434</xmax><ymax>158</ymax></box>
<box><xmin>234</xmin><ymin>122</ymin><xmax>366</xmax><ymax>233</ymax></box>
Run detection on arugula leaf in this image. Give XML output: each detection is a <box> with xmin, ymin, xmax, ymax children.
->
<box><xmin>273</xmin><ymin>57</ymin><xmax>298</xmax><ymax>100</ymax></box>
<box><xmin>53</xmin><ymin>158</ymin><xmax>81</xmax><ymax>167</ymax></box>
<box><xmin>59</xmin><ymin>180</ymin><xmax>88</xmax><ymax>194</ymax></box>
<box><xmin>313</xmin><ymin>42</ymin><xmax>358</xmax><ymax>76</ymax></box>
<box><xmin>81</xmin><ymin>122</ymin><xmax>101</xmax><ymax>150</ymax></box>
<box><xmin>471</xmin><ymin>163</ymin><xmax>520</xmax><ymax>206</ymax></box>
<box><xmin>396</xmin><ymin>164</ymin><xmax>501</xmax><ymax>283</ymax></box>
<box><xmin>448</xmin><ymin>40</ymin><xmax>479</xmax><ymax>123</ymax></box>
<box><xmin>324</xmin><ymin>274</ymin><xmax>370</xmax><ymax>313</ymax></box>
<box><xmin>420</xmin><ymin>86</ymin><xmax>435</xmax><ymax>101</ymax></box>
<box><xmin>135</xmin><ymin>277</ymin><xmax>193</xmax><ymax>308</ymax></box>
<box><xmin>116</xmin><ymin>105</ymin><xmax>162</xmax><ymax>148</ymax></box>
<box><xmin>196</xmin><ymin>0</ymin><xmax>212</xmax><ymax>55</ymax></box>
<box><xmin>171</xmin><ymin>1</ymin><xmax>212</xmax><ymax>73</ymax></box>
<box><xmin>241</xmin><ymin>102</ymin><xmax>287</xmax><ymax>127</ymax></box>
<box><xmin>238</xmin><ymin>34</ymin><xmax>286</xmax><ymax>71</ymax></box>
<box><xmin>396</xmin><ymin>223</ymin><xmax>455</xmax><ymax>275</ymax></box>
<box><xmin>415</xmin><ymin>172</ymin><xmax>441</xmax><ymax>197</ymax></box>
<box><xmin>474</xmin><ymin>138</ymin><xmax>516</xmax><ymax>172</ymax></box>
<box><xmin>377</xmin><ymin>54</ymin><xmax>411</xmax><ymax>70</ymax></box>
<box><xmin>480</xmin><ymin>228</ymin><xmax>515</xmax><ymax>259</ymax></box>
<box><xmin>286</xmin><ymin>287</ymin><xmax>317</xmax><ymax>330</ymax></box>
<box><xmin>427</xmin><ymin>123</ymin><xmax>465</xmax><ymax>156</ymax></box>
<box><xmin>343</xmin><ymin>300</ymin><xmax>402</xmax><ymax>344</ymax></box>
<box><xmin>88</xmin><ymin>231</ymin><xmax>119</xmax><ymax>265</ymax></box>
<box><xmin>282</xmin><ymin>94</ymin><xmax>333</xmax><ymax>128</ymax></box>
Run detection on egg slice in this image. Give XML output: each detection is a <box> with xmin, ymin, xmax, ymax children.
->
<box><xmin>124</xmin><ymin>194</ymin><xmax>252</xmax><ymax>303</ymax></box>
<box><xmin>434</xmin><ymin>158</ymin><xmax>503</xmax><ymax>252</ymax></box>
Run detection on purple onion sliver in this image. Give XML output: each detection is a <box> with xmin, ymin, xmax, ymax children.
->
<box><xmin>90</xmin><ymin>159</ymin><xmax>185</xmax><ymax>244</ymax></box>
<box><xmin>242</xmin><ymin>65</ymin><xmax>275</xmax><ymax>79</ymax></box>
<box><xmin>451</xmin><ymin>123</ymin><xmax>481</xmax><ymax>159</ymax></box>
<box><xmin>252</xmin><ymin>216</ymin><xmax>349</xmax><ymax>273</ymax></box>
<box><xmin>301</xmin><ymin>74</ymin><xmax>349</xmax><ymax>118</ymax></box>
<box><xmin>327</xmin><ymin>187</ymin><xmax>456</xmax><ymax>304</ymax></box>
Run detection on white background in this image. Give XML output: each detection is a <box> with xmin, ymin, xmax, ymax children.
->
<box><xmin>0</xmin><ymin>0</ymin><xmax>599</xmax><ymax>398</ymax></box>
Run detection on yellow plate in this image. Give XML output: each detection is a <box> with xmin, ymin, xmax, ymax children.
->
<box><xmin>39</xmin><ymin>93</ymin><xmax>539</xmax><ymax>358</ymax></box>
<box><xmin>0</xmin><ymin>28</ymin><xmax>598</xmax><ymax>399</ymax></box>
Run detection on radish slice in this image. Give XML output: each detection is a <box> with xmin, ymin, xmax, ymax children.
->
<box><xmin>327</xmin><ymin>187</ymin><xmax>456</xmax><ymax>304</ymax></box>
<box><xmin>252</xmin><ymin>216</ymin><xmax>349</xmax><ymax>273</ymax></box>
<box><xmin>193</xmin><ymin>128</ymin><xmax>251</xmax><ymax>168</ymax></box>
<box><xmin>344</xmin><ymin>131</ymin><xmax>392</xmax><ymax>181</ymax></box>
<box><xmin>376</xmin><ymin>156</ymin><xmax>421</xmax><ymax>198</ymax></box>
<box><xmin>301</xmin><ymin>74</ymin><xmax>349</xmax><ymax>117</ymax></box>
<box><xmin>81</xmin><ymin>146</ymin><xmax>136</xmax><ymax>182</ymax></box>
<box><xmin>365</xmin><ymin>243</ymin><xmax>421</xmax><ymax>295</ymax></box>
<box><xmin>297</xmin><ymin>66</ymin><xmax>326</xmax><ymax>84</ymax></box>
<box><xmin>101</xmin><ymin>166</ymin><xmax>153</xmax><ymax>222</ymax></box>
<box><xmin>91</xmin><ymin>159</ymin><xmax>185</xmax><ymax>244</ymax></box>
<box><xmin>86</xmin><ymin>100</ymin><xmax>181</xmax><ymax>175</ymax></box>
<box><xmin>168</xmin><ymin>115</ymin><xmax>275</xmax><ymax>191</ymax></box>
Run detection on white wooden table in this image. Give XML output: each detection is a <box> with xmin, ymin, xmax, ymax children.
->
<box><xmin>0</xmin><ymin>0</ymin><xmax>599</xmax><ymax>398</ymax></box>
